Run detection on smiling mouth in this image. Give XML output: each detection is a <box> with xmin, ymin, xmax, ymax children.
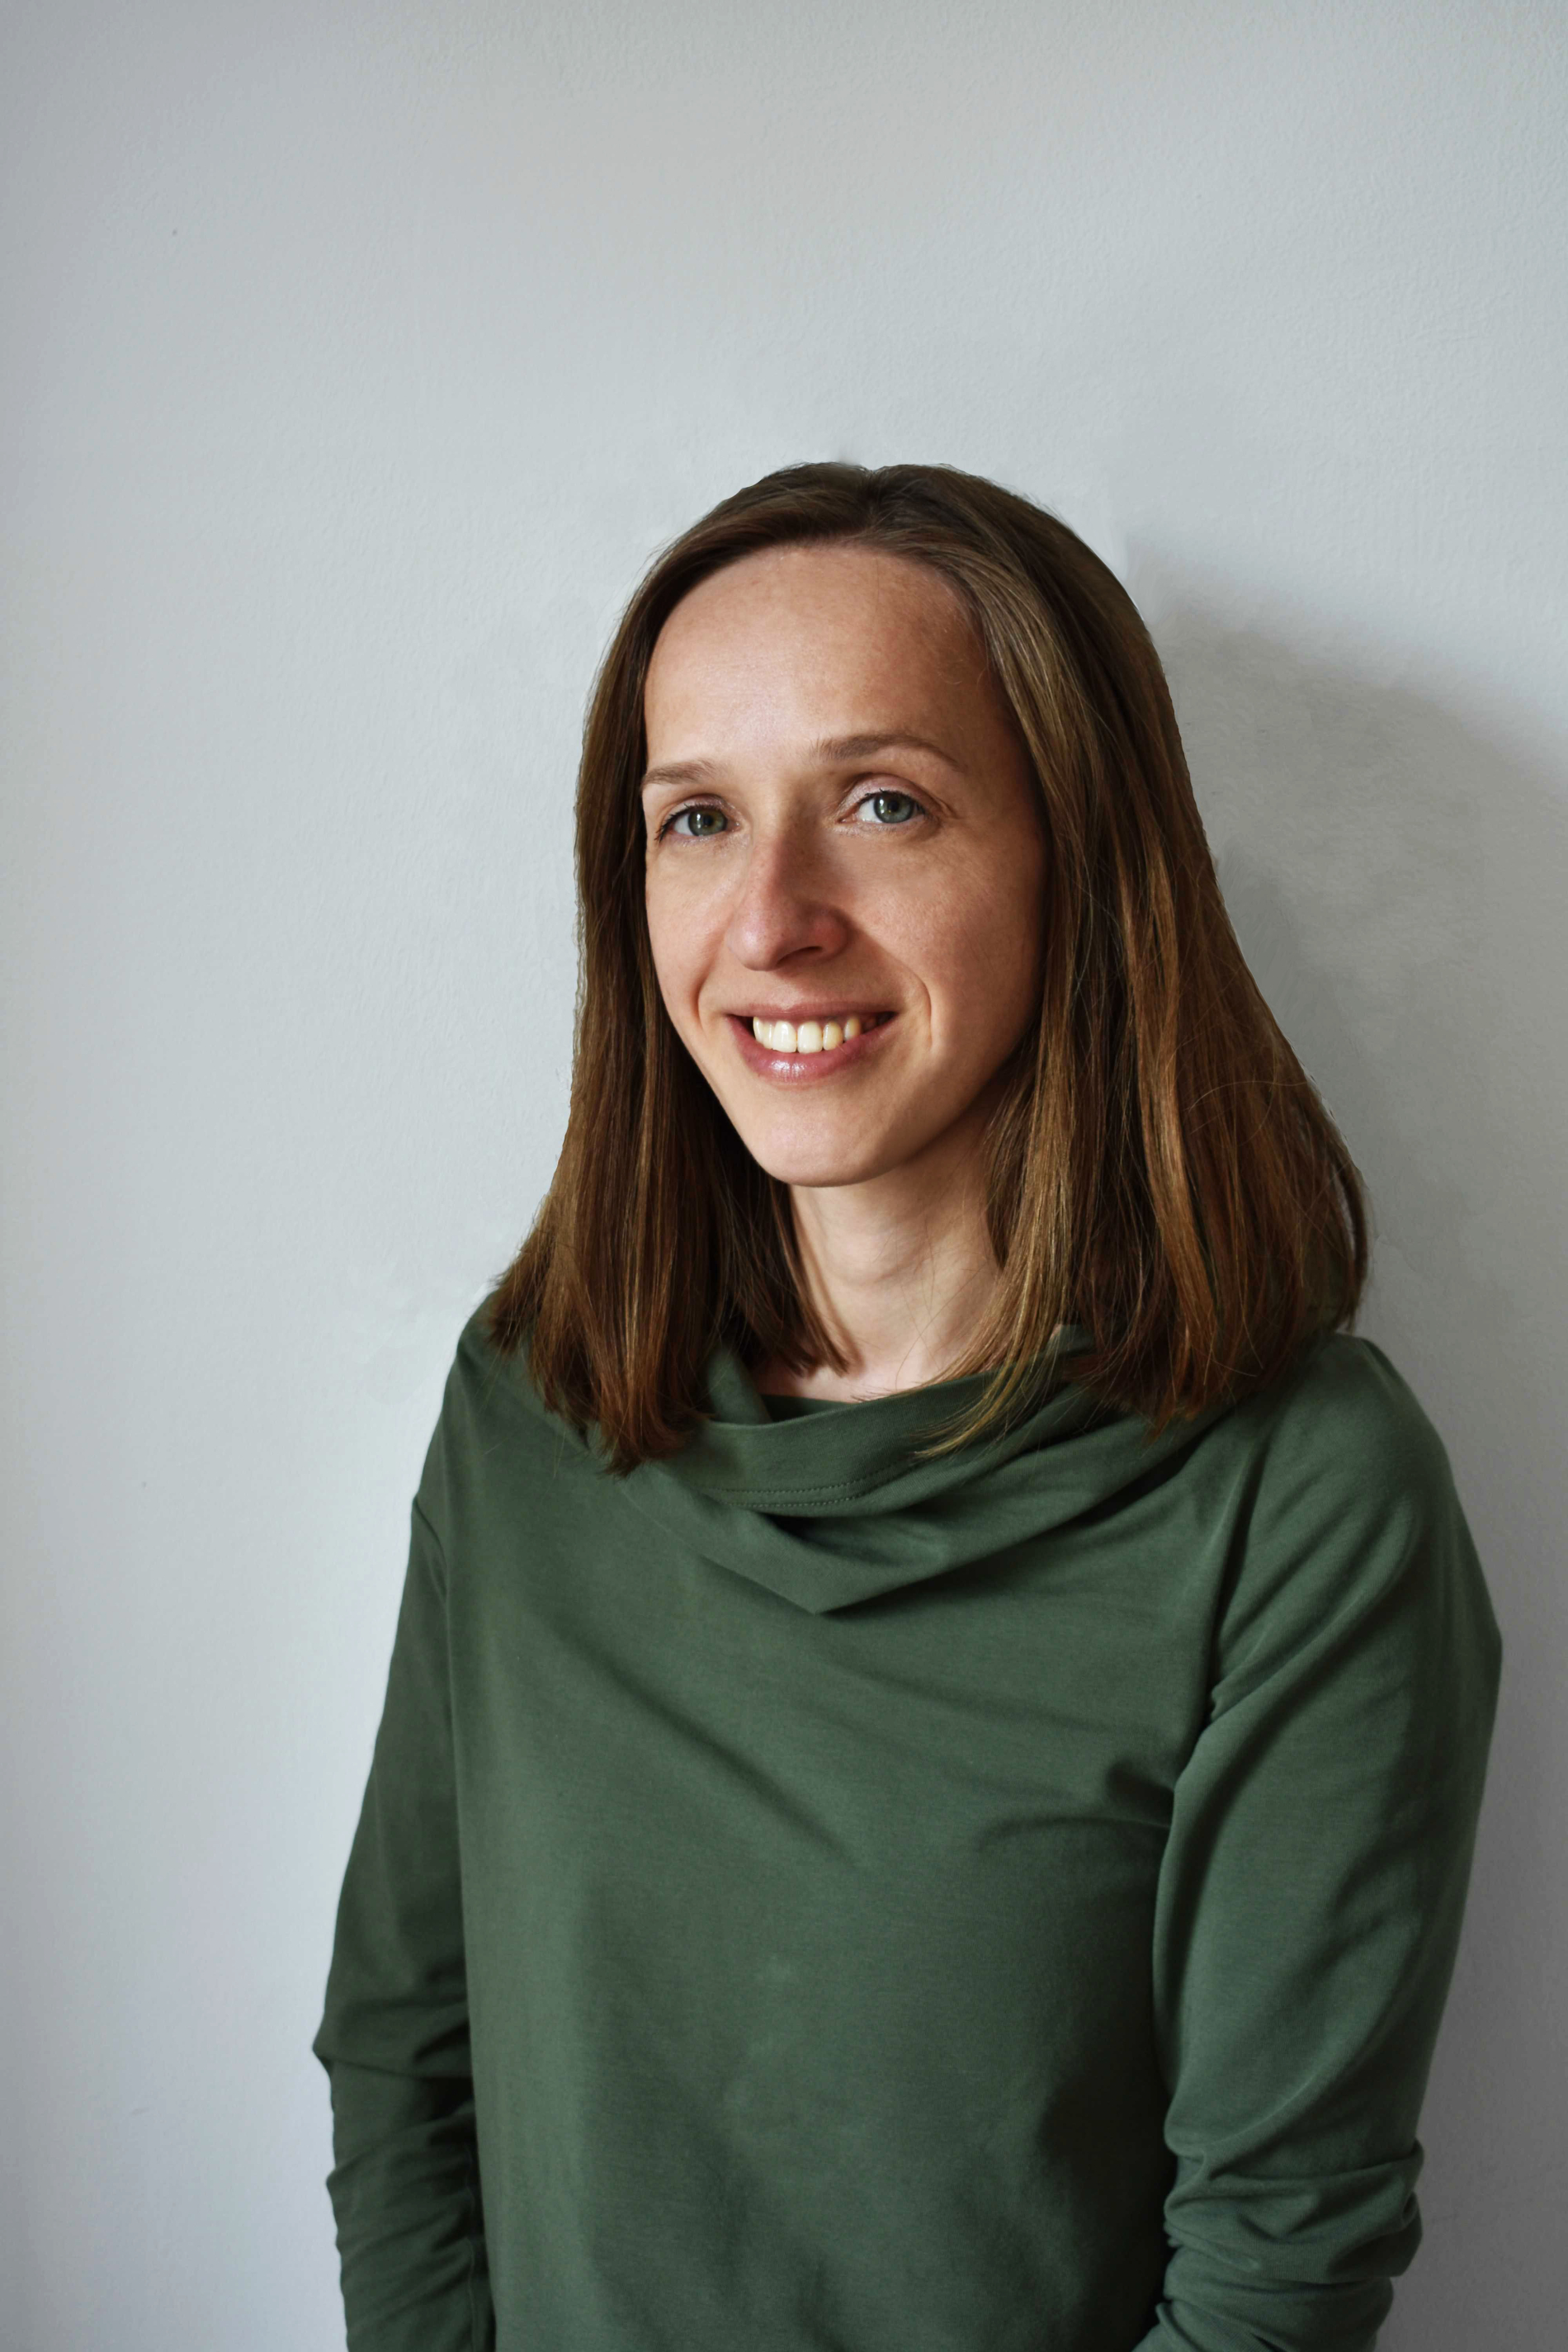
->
<box><xmin>747</xmin><ymin>1011</ymin><xmax>893</xmax><ymax>1056</ymax></box>
<box><xmin>728</xmin><ymin>1009</ymin><xmax>896</xmax><ymax>1076</ymax></box>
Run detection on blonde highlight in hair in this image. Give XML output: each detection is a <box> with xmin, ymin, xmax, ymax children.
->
<box><xmin>489</xmin><ymin>462</ymin><xmax>1367</xmax><ymax>1472</ymax></box>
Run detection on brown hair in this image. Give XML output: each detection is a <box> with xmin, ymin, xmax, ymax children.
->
<box><xmin>487</xmin><ymin>461</ymin><xmax>1367</xmax><ymax>1471</ymax></box>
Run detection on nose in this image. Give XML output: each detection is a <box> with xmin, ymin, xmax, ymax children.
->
<box><xmin>724</xmin><ymin>820</ymin><xmax>851</xmax><ymax>972</ymax></box>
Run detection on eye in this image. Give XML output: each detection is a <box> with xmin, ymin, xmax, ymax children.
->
<box><xmin>852</xmin><ymin>788</ymin><xmax>924</xmax><ymax>827</ymax></box>
<box><xmin>660</xmin><ymin>805</ymin><xmax>729</xmax><ymax>839</ymax></box>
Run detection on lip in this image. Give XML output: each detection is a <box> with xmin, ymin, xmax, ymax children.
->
<box><xmin>735</xmin><ymin>1005</ymin><xmax>896</xmax><ymax>1024</ymax></box>
<box><xmin>726</xmin><ymin>1010</ymin><xmax>898</xmax><ymax>1082</ymax></box>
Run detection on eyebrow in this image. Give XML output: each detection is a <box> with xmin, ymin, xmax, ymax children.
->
<box><xmin>640</xmin><ymin>731</ymin><xmax>962</xmax><ymax>794</ymax></box>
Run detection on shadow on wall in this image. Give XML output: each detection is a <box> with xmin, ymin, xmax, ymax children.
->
<box><xmin>1151</xmin><ymin>589</ymin><xmax>1566</xmax><ymax>2346</ymax></box>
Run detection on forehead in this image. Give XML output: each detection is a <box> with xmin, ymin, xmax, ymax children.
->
<box><xmin>644</xmin><ymin>544</ymin><xmax>994</xmax><ymax>749</ymax></box>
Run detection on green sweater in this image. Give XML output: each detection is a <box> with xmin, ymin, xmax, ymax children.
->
<box><xmin>314</xmin><ymin>1311</ymin><xmax>1500</xmax><ymax>2351</ymax></box>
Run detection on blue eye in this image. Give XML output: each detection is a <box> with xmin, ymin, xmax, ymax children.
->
<box><xmin>860</xmin><ymin>790</ymin><xmax>921</xmax><ymax>825</ymax></box>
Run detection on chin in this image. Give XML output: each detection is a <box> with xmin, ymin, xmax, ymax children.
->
<box><xmin>727</xmin><ymin>1119</ymin><xmax>906</xmax><ymax>1192</ymax></box>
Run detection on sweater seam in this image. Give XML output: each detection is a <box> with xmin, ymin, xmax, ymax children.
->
<box><xmin>471</xmin><ymin>1320</ymin><xmax>1093</xmax><ymax>1505</ymax></box>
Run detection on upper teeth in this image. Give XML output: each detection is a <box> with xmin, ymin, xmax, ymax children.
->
<box><xmin>751</xmin><ymin>1014</ymin><xmax>871</xmax><ymax>1055</ymax></box>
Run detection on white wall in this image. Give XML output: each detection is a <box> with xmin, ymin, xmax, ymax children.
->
<box><xmin>3</xmin><ymin>3</ymin><xmax>1564</xmax><ymax>2344</ymax></box>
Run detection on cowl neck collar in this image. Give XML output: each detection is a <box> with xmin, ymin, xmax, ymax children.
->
<box><xmin>612</xmin><ymin>1331</ymin><xmax>1222</xmax><ymax>1615</ymax></box>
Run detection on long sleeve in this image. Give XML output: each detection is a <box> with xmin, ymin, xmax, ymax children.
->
<box><xmin>313</xmin><ymin>1493</ymin><xmax>495</xmax><ymax>2352</ymax></box>
<box><xmin>1136</xmin><ymin>1345</ymin><xmax>1501</xmax><ymax>2350</ymax></box>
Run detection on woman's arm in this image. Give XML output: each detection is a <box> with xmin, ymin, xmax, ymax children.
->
<box><xmin>313</xmin><ymin>1494</ymin><xmax>494</xmax><ymax>2352</ymax></box>
<box><xmin>1137</xmin><ymin>1342</ymin><xmax>1501</xmax><ymax>2350</ymax></box>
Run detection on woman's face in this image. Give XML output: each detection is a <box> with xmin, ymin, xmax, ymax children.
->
<box><xmin>641</xmin><ymin>543</ymin><xmax>1046</xmax><ymax>1193</ymax></box>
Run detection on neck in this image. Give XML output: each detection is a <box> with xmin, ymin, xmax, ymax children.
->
<box><xmin>759</xmin><ymin>1103</ymin><xmax>1003</xmax><ymax>1400</ymax></box>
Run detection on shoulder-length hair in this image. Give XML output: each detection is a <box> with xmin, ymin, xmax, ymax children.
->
<box><xmin>487</xmin><ymin>461</ymin><xmax>1367</xmax><ymax>1472</ymax></box>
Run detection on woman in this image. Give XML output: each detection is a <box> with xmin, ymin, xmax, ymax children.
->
<box><xmin>314</xmin><ymin>463</ymin><xmax>1500</xmax><ymax>2351</ymax></box>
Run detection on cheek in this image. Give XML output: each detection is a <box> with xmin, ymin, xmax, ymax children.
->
<box><xmin>989</xmin><ymin>873</ymin><xmax>1047</xmax><ymax>1011</ymax></box>
<box><xmin>643</xmin><ymin>886</ymin><xmax>682</xmax><ymax>1008</ymax></box>
<box><xmin>645</xmin><ymin>877</ymin><xmax>710</xmax><ymax>1026</ymax></box>
<box><xmin>977</xmin><ymin>833</ymin><xmax>1046</xmax><ymax>986</ymax></box>
<box><xmin>890</xmin><ymin>862</ymin><xmax>1044</xmax><ymax>1037</ymax></box>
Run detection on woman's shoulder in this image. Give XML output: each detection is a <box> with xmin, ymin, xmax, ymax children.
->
<box><xmin>1205</xmin><ymin>1329</ymin><xmax>1494</xmax><ymax>1698</ymax></box>
<box><xmin>413</xmin><ymin>1298</ymin><xmax>598</xmax><ymax>1534</ymax></box>
<box><xmin>448</xmin><ymin>1294</ymin><xmax>534</xmax><ymax>1406</ymax></box>
<box><xmin>1233</xmin><ymin>1328</ymin><xmax>1457</xmax><ymax>1508</ymax></box>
